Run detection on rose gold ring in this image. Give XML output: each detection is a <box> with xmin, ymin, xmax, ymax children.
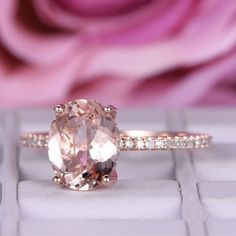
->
<box><xmin>21</xmin><ymin>99</ymin><xmax>212</xmax><ymax>191</ymax></box>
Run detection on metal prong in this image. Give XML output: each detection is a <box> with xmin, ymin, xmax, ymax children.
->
<box><xmin>103</xmin><ymin>105</ymin><xmax>117</xmax><ymax>118</ymax></box>
<box><xmin>101</xmin><ymin>175</ymin><xmax>111</xmax><ymax>185</ymax></box>
<box><xmin>54</xmin><ymin>104</ymin><xmax>65</xmax><ymax>117</ymax></box>
<box><xmin>101</xmin><ymin>170</ymin><xmax>117</xmax><ymax>187</ymax></box>
<box><xmin>52</xmin><ymin>176</ymin><xmax>62</xmax><ymax>185</ymax></box>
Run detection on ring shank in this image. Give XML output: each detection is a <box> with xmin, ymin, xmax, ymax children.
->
<box><xmin>21</xmin><ymin>130</ymin><xmax>212</xmax><ymax>151</ymax></box>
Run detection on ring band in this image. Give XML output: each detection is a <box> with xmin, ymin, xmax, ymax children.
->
<box><xmin>21</xmin><ymin>99</ymin><xmax>212</xmax><ymax>191</ymax></box>
<box><xmin>21</xmin><ymin>131</ymin><xmax>211</xmax><ymax>150</ymax></box>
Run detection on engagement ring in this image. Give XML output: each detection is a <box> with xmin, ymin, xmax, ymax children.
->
<box><xmin>21</xmin><ymin>99</ymin><xmax>212</xmax><ymax>191</ymax></box>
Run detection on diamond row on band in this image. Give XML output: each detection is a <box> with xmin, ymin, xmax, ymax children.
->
<box><xmin>119</xmin><ymin>135</ymin><xmax>211</xmax><ymax>151</ymax></box>
<box><xmin>21</xmin><ymin>133</ymin><xmax>211</xmax><ymax>150</ymax></box>
<box><xmin>21</xmin><ymin>133</ymin><xmax>49</xmax><ymax>148</ymax></box>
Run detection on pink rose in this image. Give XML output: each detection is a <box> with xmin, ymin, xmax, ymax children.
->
<box><xmin>0</xmin><ymin>0</ymin><xmax>236</xmax><ymax>108</ymax></box>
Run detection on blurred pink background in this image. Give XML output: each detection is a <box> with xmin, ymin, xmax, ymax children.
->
<box><xmin>0</xmin><ymin>0</ymin><xmax>236</xmax><ymax>108</ymax></box>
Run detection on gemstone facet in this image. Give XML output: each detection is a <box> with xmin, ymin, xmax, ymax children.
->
<box><xmin>145</xmin><ymin>137</ymin><xmax>155</xmax><ymax>149</ymax></box>
<box><xmin>48</xmin><ymin>99</ymin><xmax>119</xmax><ymax>191</ymax></box>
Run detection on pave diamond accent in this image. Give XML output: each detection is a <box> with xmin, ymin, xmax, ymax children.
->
<box><xmin>125</xmin><ymin>138</ymin><xmax>135</xmax><ymax>149</ymax></box>
<box><xmin>21</xmin><ymin>133</ymin><xmax>48</xmax><ymax>148</ymax></box>
<box><xmin>156</xmin><ymin>138</ymin><xmax>166</xmax><ymax>149</ymax></box>
<box><xmin>119</xmin><ymin>138</ymin><xmax>125</xmax><ymax>150</ymax></box>
<box><xmin>118</xmin><ymin>134</ymin><xmax>211</xmax><ymax>151</ymax></box>
<box><xmin>136</xmin><ymin>138</ymin><xmax>145</xmax><ymax>149</ymax></box>
<box><xmin>22</xmin><ymin>133</ymin><xmax>211</xmax><ymax>151</ymax></box>
<box><xmin>145</xmin><ymin>137</ymin><xmax>155</xmax><ymax>149</ymax></box>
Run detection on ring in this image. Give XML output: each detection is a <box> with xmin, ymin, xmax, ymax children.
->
<box><xmin>21</xmin><ymin>99</ymin><xmax>212</xmax><ymax>191</ymax></box>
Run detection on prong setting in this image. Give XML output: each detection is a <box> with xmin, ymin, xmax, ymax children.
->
<box><xmin>52</xmin><ymin>176</ymin><xmax>62</xmax><ymax>185</ymax></box>
<box><xmin>54</xmin><ymin>104</ymin><xmax>65</xmax><ymax>117</ymax></box>
<box><xmin>101</xmin><ymin>170</ymin><xmax>118</xmax><ymax>187</ymax></box>
<box><xmin>103</xmin><ymin>105</ymin><xmax>117</xmax><ymax>118</ymax></box>
<box><xmin>101</xmin><ymin>175</ymin><xmax>111</xmax><ymax>185</ymax></box>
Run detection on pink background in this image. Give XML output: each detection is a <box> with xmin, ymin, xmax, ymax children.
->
<box><xmin>0</xmin><ymin>0</ymin><xmax>236</xmax><ymax>108</ymax></box>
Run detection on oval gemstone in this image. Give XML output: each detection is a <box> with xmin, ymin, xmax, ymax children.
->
<box><xmin>48</xmin><ymin>99</ymin><xmax>119</xmax><ymax>190</ymax></box>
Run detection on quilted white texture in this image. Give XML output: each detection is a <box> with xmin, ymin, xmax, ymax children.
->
<box><xmin>1</xmin><ymin>108</ymin><xmax>236</xmax><ymax>236</ymax></box>
<box><xmin>18</xmin><ymin>180</ymin><xmax>181</xmax><ymax>219</ymax></box>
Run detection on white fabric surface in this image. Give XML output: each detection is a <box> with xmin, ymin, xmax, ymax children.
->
<box><xmin>186</xmin><ymin>110</ymin><xmax>236</xmax><ymax>144</ymax></box>
<box><xmin>18</xmin><ymin>180</ymin><xmax>181</xmax><ymax>219</ymax></box>
<box><xmin>19</xmin><ymin>219</ymin><xmax>187</xmax><ymax>236</ymax></box>
<box><xmin>199</xmin><ymin>182</ymin><xmax>236</xmax><ymax>219</ymax></box>
<box><xmin>2</xmin><ymin>109</ymin><xmax>236</xmax><ymax>236</ymax></box>
<box><xmin>192</xmin><ymin>145</ymin><xmax>236</xmax><ymax>181</ymax></box>
<box><xmin>207</xmin><ymin>220</ymin><xmax>236</xmax><ymax>236</ymax></box>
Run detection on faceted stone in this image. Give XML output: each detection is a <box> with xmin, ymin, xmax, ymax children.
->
<box><xmin>48</xmin><ymin>99</ymin><xmax>119</xmax><ymax>191</ymax></box>
<box><xmin>136</xmin><ymin>138</ymin><xmax>145</xmax><ymax>149</ymax></box>
<box><xmin>169</xmin><ymin>139</ymin><xmax>180</xmax><ymax>149</ymax></box>
<box><xmin>119</xmin><ymin>139</ymin><xmax>125</xmax><ymax>149</ymax></box>
<box><xmin>125</xmin><ymin>139</ymin><xmax>134</xmax><ymax>149</ymax></box>
<box><xmin>185</xmin><ymin>138</ymin><xmax>194</xmax><ymax>148</ymax></box>
<box><xmin>145</xmin><ymin>137</ymin><xmax>155</xmax><ymax>149</ymax></box>
<box><xmin>195</xmin><ymin>139</ymin><xmax>201</xmax><ymax>147</ymax></box>
<box><xmin>156</xmin><ymin>138</ymin><xmax>166</xmax><ymax>149</ymax></box>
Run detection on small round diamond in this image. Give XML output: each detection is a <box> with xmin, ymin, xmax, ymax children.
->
<box><xmin>136</xmin><ymin>138</ymin><xmax>145</xmax><ymax>149</ymax></box>
<box><xmin>194</xmin><ymin>138</ymin><xmax>201</xmax><ymax>147</ymax></box>
<box><xmin>156</xmin><ymin>138</ymin><xmax>166</xmax><ymax>149</ymax></box>
<box><xmin>145</xmin><ymin>137</ymin><xmax>155</xmax><ymax>149</ymax></box>
<box><xmin>125</xmin><ymin>139</ymin><xmax>134</xmax><ymax>149</ymax></box>
<box><xmin>167</xmin><ymin>139</ymin><xmax>176</xmax><ymax>149</ymax></box>
<box><xmin>185</xmin><ymin>138</ymin><xmax>194</xmax><ymax>148</ymax></box>
<box><xmin>31</xmin><ymin>138</ymin><xmax>39</xmax><ymax>146</ymax></box>
<box><xmin>201</xmin><ymin>137</ymin><xmax>208</xmax><ymax>146</ymax></box>
<box><xmin>170</xmin><ymin>138</ymin><xmax>183</xmax><ymax>149</ymax></box>
<box><xmin>119</xmin><ymin>139</ymin><xmax>125</xmax><ymax>150</ymax></box>
<box><xmin>178</xmin><ymin>138</ymin><xmax>185</xmax><ymax>149</ymax></box>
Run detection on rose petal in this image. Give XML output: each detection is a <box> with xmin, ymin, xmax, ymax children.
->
<box><xmin>0</xmin><ymin>0</ymin><xmax>79</xmax><ymax>66</ymax></box>
<box><xmin>126</xmin><ymin>50</ymin><xmax>236</xmax><ymax>106</ymax></box>
<box><xmin>198</xmin><ymin>86</ymin><xmax>236</xmax><ymax>106</ymax></box>
<box><xmin>56</xmin><ymin>0</ymin><xmax>148</xmax><ymax>17</ymax></box>
<box><xmin>33</xmin><ymin>0</ymin><xmax>193</xmax><ymax>44</ymax></box>
<box><xmin>0</xmin><ymin>53</ymin><xmax>85</xmax><ymax>107</ymax></box>
<box><xmin>68</xmin><ymin>76</ymin><xmax>136</xmax><ymax>106</ymax></box>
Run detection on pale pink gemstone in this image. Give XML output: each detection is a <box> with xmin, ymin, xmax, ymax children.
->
<box><xmin>48</xmin><ymin>99</ymin><xmax>119</xmax><ymax>190</ymax></box>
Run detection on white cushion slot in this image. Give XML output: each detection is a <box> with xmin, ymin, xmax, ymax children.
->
<box><xmin>199</xmin><ymin>182</ymin><xmax>236</xmax><ymax>219</ymax></box>
<box><xmin>185</xmin><ymin>110</ymin><xmax>236</xmax><ymax>144</ymax></box>
<box><xmin>19</xmin><ymin>109</ymin><xmax>52</xmax><ymax>132</ymax></box>
<box><xmin>118</xmin><ymin>110</ymin><xmax>166</xmax><ymax>131</ymax></box>
<box><xmin>192</xmin><ymin>145</ymin><xmax>236</xmax><ymax>181</ymax></box>
<box><xmin>117</xmin><ymin>151</ymin><xmax>174</xmax><ymax>180</ymax></box>
<box><xmin>207</xmin><ymin>220</ymin><xmax>236</xmax><ymax>236</ymax></box>
<box><xmin>18</xmin><ymin>180</ymin><xmax>181</xmax><ymax>219</ymax></box>
<box><xmin>19</xmin><ymin>219</ymin><xmax>187</xmax><ymax>236</ymax></box>
<box><xmin>19</xmin><ymin>149</ymin><xmax>51</xmax><ymax>180</ymax></box>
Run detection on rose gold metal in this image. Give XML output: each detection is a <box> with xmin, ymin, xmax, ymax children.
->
<box><xmin>52</xmin><ymin>176</ymin><xmax>62</xmax><ymax>185</ymax></box>
<box><xmin>101</xmin><ymin>170</ymin><xmax>118</xmax><ymax>187</ymax></box>
<box><xmin>101</xmin><ymin>175</ymin><xmax>111</xmax><ymax>185</ymax></box>
<box><xmin>54</xmin><ymin>104</ymin><xmax>65</xmax><ymax>117</ymax></box>
<box><xmin>103</xmin><ymin>105</ymin><xmax>117</xmax><ymax>119</ymax></box>
<box><xmin>21</xmin><ymin>130</ymin><xmax>212</xmax><ymax>150</ymax></box>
